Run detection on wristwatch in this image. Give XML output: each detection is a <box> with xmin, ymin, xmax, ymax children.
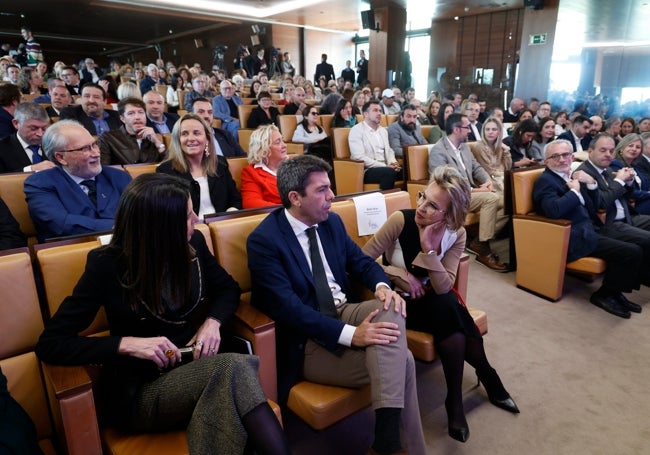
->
<box><xmin>426</xmin><ymin>249</ymin><xmax>436</xmax><ymax>256</ymax></box>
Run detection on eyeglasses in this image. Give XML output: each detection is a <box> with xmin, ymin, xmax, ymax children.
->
<box><xmin>458</xmin><ymin>124</ymin><xmax>471</xmax><ymax>130</ymax></box>
<box><xmin>62</xmin><ymin>141</ymin><xmax>100</xmax><ymax>154</ymax></box>
<box><xmin>309</xmin><ymin>112</ymin><xmax>319</xmax><ymax>116</ymax></box>
<box><xmin>546</xmin><ymin>152</ymin><xmax>573</xmax><ymax>161</ymax></box>
<box><xmin>417</xmin><ymin>192</ymin><xmax>446</xmax><ymax>214</ymax></box>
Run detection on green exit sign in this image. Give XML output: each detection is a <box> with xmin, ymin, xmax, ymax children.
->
<box><xmin>529</xmin><ymin>33</ymin><xmax>547</xmax><ymax>45</ymax></box>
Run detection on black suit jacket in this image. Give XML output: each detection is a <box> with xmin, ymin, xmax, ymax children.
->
<box><xmin>532</xmin><ymin>168</ymin><xmax>599</xmax><ymax>261</ymax></box>
<box><xmin>59</xmin><ymin>105</ymin><xmax>122</xmax><ymax>136</ymax></box>
<box><xmin>146</xmin><ymin>113</ymin><xmax>179</xmax><ymax>134</ymax></box>
<box><xmin>557</xmin><ymin>130</ymin><xmax>579</xmax><ymax>152</ymax></box>
<box><xmin>314</xmin><ymin>62</ymin><xmax>335</xmax><ymax>83</ymax></box>
<box><xmin>45</xmin><ymin>106</ymin><xmax>62</xmax><ymax>119</ymax></box>
<box><xmin>214</xmin><ymin>128</ymin><xmax>246</xmax><ymax>158</ymax></box>
<box><xmin>0</xmin><ymin>197</ymin><xmax>27</xmax><ymax>250</ymax></box>
<box><xmin>467</xmin><ymin>121</ymin><xmax>483</xmax><ymax>142</ymax></box>
<box><xmin>79</xmin><ymin>68</ymin><xmax>103</xmax><ymax>86</ymax></box>
<box><xmin>0</xmin><ymin>134</ymin><xmax>47</xmax><ymax>173</ymax></box>
<box><xmin>576</xmin><ymin>160</ymin><xmax>633</xmax><ymax>225</ymax></box>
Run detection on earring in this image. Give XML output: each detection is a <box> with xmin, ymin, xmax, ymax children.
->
<box><xmin>204</xmin><ymin>144</ymin><xmax>209</xmax><ymax>157</ymax></box>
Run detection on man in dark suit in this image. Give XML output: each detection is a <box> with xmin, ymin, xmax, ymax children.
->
<box><xmin>59</xmin><ymin>83</ymin><xmax>122</xmax><ymax>136</ymax></box>
<box><xmin>44</xmin><ymin>85</ymin><xmax>73</xmax><ymax>119</ymax></box>
<box><xmin>0</xmin><ymin>197</ymin><xmax>26</xmax><ymax>251</ymax></box>
<box><xmin>313</xmin><ymin>53</ymin><xmax>335</xmax><ymax>84</ymax></box>
<box><xmin>533</xmin><ymin>139</ymin><xmax>644</xmax><ymax>318</ymax></box>
<box><xmin>192</xmin><ymin>98</ymin><xmax>246</xmax><ymax>158</ymax></box>
<box><xmin>0</xmin><ymin>102</ymin><xmax>56</xmax><ymax>173</ymax></box>
<box><xmin>248</xmin><ymin>155</ymin><xmax>425</xmax><ymax>455</ymax></box>
<box><xmin>143</xmin><ymin>90</ymin><xmax>178</xmax><ymax>134</ymax></box>
<box><xmin>60</xmin><ymin>66</ymin><xmax>82</xmax><ymax>96</ymax></box>
<box><xmin>24</xmin><ymin>120</ymin><xmax>131</xmax><ymax>241</ymax></box>
<box><xmin>635</xmin><ymin>134</ymin><xmax>650</xmax><ymax>182</ymax></box>
<box><xmin>0</xmin><ymin>83</ymin><xmax>20</xmax><ymax>139</ymax></box>
<box><xmin>79</xmin><ymin>58</ymin><xmax>103</xmax><ymax>86</ymax></box>
<box><xmin>464</xmin><ymin>100</ymin><xmax>483</xmax><ymax>141</ymax></box>
<box><xmin>557</xmin><ymin>115</ymin><xmax>592</xmax><ymax>156</ymax></box>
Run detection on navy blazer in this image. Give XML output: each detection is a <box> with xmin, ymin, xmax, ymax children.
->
<box><xmin>556</xmin><ymin>130</ymin><xmax>579</xmax><ymax>152</ymax></box>
<box><xmin>532</xmin><ymin>168</ymin><xmax>599</xmax><ymax>261</ymax></box>
<box><xmin>214</xmin><ymin>128</ymin><xmax>246</xmax><ymax>158</ymax></box>
<box><xmin>24</xmin><ymin>166</ymin><xmax>131</xmax><ymax>241</ymax></box>
<box><xmin>576</xmin><ymin>160</ymin><xmax>633</xmax><ymax>225</ymax></box>
<box><xmin>146</xmin><ymin>112</ymin><xmax>179</xmax><ymax>134</ymax></box>
<box><xmin>59</xmin><ymin>105</ymin><xmax>122</xmax><ymax>136</ymax></box>
<box><xmin>0</xmin><ymin>134</ymin><xmax>48</xmax><ymax>173</ymax></box>
<box><xmin>248</xmin><ymin>209</ymin><xmax>388</xmax><ymax>401</ymax></box>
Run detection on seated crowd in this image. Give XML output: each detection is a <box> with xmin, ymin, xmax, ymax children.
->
<box><xmin>1</xmin><ymin>47</ymin><xmax>649</xmax><ymax>454</ymax></box>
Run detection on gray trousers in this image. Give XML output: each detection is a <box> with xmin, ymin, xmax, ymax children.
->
<box><xmin>130</xmin><ymin>353</ymin><xmax>266</xmax><ymax>455</ymax></box>
<box><xmin>302</xmin><ymin>299</ymin><xmax>427</xmax><ymax>455</ymax></box>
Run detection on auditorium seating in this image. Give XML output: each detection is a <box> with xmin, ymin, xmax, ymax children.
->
<box><xmin>0</xmin><ymin>172</ymin><xmax>38</xmax><ymax>248</ymax></box>
<box><xmin>511</xmin><ymin>167</ymin><xmax>606</xmax><ymax>301</ymax></box>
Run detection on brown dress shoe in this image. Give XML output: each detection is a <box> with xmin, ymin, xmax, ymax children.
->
<box><xmin>467</xmin><ymin>238</ymin><xmax>490</xmax><ymax>256</ymax></box>
<box><xmin>476</xmin><ymin>252</ymin><xmax>509</xmax><ymax>272</ymax></box>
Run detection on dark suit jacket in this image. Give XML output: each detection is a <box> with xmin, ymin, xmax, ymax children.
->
<box><xmin>0</xmin><ymin>107</ymin><xmax>16</xmax><ymax>140</ymax></box>
<box><xmin>59</xmin><ymin>105</ymin><xmax>122</xmax><ymax>136</ymax></box>
<box><xmin>314</xmin><ymin>62</ymin><xmax>335</xmax><ymax>83</ymax></box>
<box><xmin>65</xmin><ymin>84</ymin><xmax>81</xmax><ymax>97</ymax></box>
<box><xmin>0</xmin><ymin>134</ymin><xmax>47</xmax><ymax>173</ymax></box>
<box><xmin>24</xmin><ymin>165</ymin><xmax>132</xmax><ymax>241</ymax></box>
<box><xmin>0</xmin><ymin>197</ymin><xmax>27</xmax><ymax>250</ymax></box>
<box><xmin>467</xmin><ymin>121</ymin><xmax>483</xmax><ymax>142</ymax></box>
<box><xmin>557</xmin><ymin>130</ymin><xmax>579</xmax><ymax>152</ymax></box>
<box><xmin>45</xmin><ymin>106</ymin><xmax>62</xmax><ymax>119</ymax></box>
<box><xmin>632</xmin><ymin>156</ymin><xmax>650</xmax><ymax>190</ymax></box>
<box><xmin>576</xmin><ymin>160</ymin><xmax>632</xmax><ymax>225</ymax></box>
<box><xmin>214</xmin><ymin>128</ymin><xmax>246</xmax><ymax>158</ymax></box>
<box><xmin>248</xmin><ymin>209</ymin><xmax>388</xmax><ymax>402</ymax></box>
<box><xmin>246</xmin><ymin>106</ymin><xmax>279</xmax><ymax>129</ymax></box>
<box><xmin>156</xmin><ymin>160</ymin><xmax>242</xmax><ymax>214</ymax></box>
<box><xmin>79</xmin><ymin>67</ymin><xmax>103</xmax><ymax>86</ymax></box>
<box><xmin>146</xmin><ymin>113</ymin><xmax>179</xmax><ymax>134</ymax></box>
<box><xmin>532</xmin><ymin>168</ymin><xmax>599</xmax><ymax>261</ymax></box>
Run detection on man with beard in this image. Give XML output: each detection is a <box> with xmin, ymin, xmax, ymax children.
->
<box><xmin>387</xmin><ymin>104</ymin><xmax>427</xmax><ymax>157</ymax></box>
<box><xmin>98</xmin><ymin>97</ymin><xmax>167</xmax><ymax>165</ymax></box>
<box><xmin>428</xmin><ymin>113</ymin><xmax>508</xmax><ymax>272</ymax></box>
<box><xmin>60</xmin><ymin>83</ymin><xmax>122</xmax><ymax>135</ymax></box>
<box><xmin>24</xmin><ymin>120</ymin><xmax>131</xmax><ymax>241</ymax></box>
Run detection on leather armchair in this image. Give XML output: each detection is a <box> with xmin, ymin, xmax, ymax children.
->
<box><xmin>511</xmin><ymin>167</ymin><xmax>606</xmax><ymax>301</ymax></box>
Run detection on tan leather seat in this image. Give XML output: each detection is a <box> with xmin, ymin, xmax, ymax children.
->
<box><xmin>123</xmin><ymin>163</ymin><xmax>159</xmax><ymax>179</ymax></box>
<box><xmin>227</xmin><ymin>157</ymin><xmax>249</xmax><ymax>190</ymax></box>
<box><xmin>36</xmin><ymin>238</ymin><xmax>281</xmax><ymax>454</ymax></box>
<box><xmin>0</xmin><ymin>172</ymin><xmax>38</xmax><ymax>247</ymax></box>
<box><xmin>237</xmin><ymin>104</ymin><xmax>257</xmax><ymax>129</ymax></box>
<box><xmin>278</xmin><ymin>114</ymin><xmax>299</xmax><ymax>142</ymax></box>
<box><xmin>511</xmin><ymin>167</ymin><xmax>606</xmax><ymax>300</ymax></box>
<box><xmin>238</xmin><ymin>129</ymin><xmax>254</xmax><ymax>154</ymax></box>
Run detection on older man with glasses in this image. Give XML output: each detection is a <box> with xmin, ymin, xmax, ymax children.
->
<box><xmin>212</xmin><ymin>80</ymin><xmax>243</xmax><ymax>142</ymax></box>
<box><xmin>24</xmin><ymin>120</ymin><xmax>131</xmax><ymax>241</ymax></box>
<box><xmin>533</xmin><ymin>138</ymin><xmax>644</xmax><ymax>318</ymax></box>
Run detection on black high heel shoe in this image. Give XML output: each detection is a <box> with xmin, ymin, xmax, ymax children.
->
<box><xmin>445</xmin><ymin>398</ymin><xmax>470</xmax><ymax>443</ymax></box>
<box><xmin>476</xmin><ymin>369</ymin><xmax>520</xmax><ymax>414</ymax></box>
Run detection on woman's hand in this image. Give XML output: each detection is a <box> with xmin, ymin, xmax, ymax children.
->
<box><xmin>405</xmin><ymin>272</ymin><xmax>426</xmax><ymax>299</ymax></box>
<box><xmin>188</xmin><ymin>317</ymin><xmax>222</xmax><ymax>360</ymax></box>
<box><xmin>419</xmin><ymin>220</ymin><xmax>445</xmax><ymax>253</ymax></box>
<box><xmin>118</xmin><ymin>336</ymin><xmax>181</xmax><ymax>369</ymax></box>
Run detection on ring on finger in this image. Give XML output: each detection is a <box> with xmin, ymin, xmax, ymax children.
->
<box><xmin>164</xmin><ymin>349</ymin><xmax>175</xmax><ymax>358</ymax></box>
<box><xmin>196</xmin><ymin>340</ymin><xmax>204</xmax><ymax>347</ymax></box>
<box><xmin>209</xmin><ymin>348</ymin><xmax>216</xmax><ymax>354</ymax></box>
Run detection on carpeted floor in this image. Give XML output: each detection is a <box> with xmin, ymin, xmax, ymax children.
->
<box><xmin>285</xmin><ymin>240</ymin><xmax>650</xmax><ymax>454</ymax></box>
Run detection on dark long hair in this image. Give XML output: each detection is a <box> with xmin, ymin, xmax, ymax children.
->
<box><xmin>110</xmin><ymin>173</ymin><xmax>193</xmax><ymax>313</ymax></box>
<box><xmin>511</xmin><ymin>119</ymin><xmax>539</xmax><ymax>148</ymax></box>
<box><xmin>437</xmin><ymin>102</ymin><xmax>455</xmax><ymax>130</ymax></box>
<box><xmin>300</xmin><ymin>105</ymin><xmax>323</xmax><ymax>133</ymax></box>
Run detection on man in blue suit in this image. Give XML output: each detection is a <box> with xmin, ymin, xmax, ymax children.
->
<box><xmin>212</xmin><ymin>80</ymin><xmax>242</xmax><ymax>142</ymax></box>
<box><xmin>248</xmin><ymin>155</ymin><xmax>425</xmax><ymax>455</ymax></box>
<box><xmin>533</xmin><ymin>139</ymin><xmax>643</xmax><ymax>318</ymax></box>
<box><xmin>24</xmin><ymin>120</ymin><xmax>131</xmax><ymax>241</ymax></box>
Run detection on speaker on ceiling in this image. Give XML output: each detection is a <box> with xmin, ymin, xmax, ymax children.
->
<box><xmin>524</xmin><ymin>0</ymin><xmax>544</xmax><ymax>10</ymax></box>
<box><xmin>361</xmin><ymin>10</ymin><xmax>375</xmax><ymax>30</ymax></box>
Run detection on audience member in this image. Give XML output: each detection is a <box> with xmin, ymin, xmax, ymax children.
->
<box><xmin>503</xmin><ymin>97</ymin><xmax>524</xmax><ymax>123</ymax></box>
<box><xmin>3</xmin><ymin>64</ymin><xmax>20</xmax><ymax>85</ymax></box>
<box><xmin>60</xmin><ymin>66</ymin><xmax>82</xmax><ymax>96</ymax></box>
<box><xmin>610</xmin><ymin>133</ymin><xmax>650</xmax><ymax>214</ymax></box>
<box><xmin>349</xmin><ymin>100</ymin><xmax>402</xmax><ymax>190</ymax></box>
<box><xmin>212</xmin><ymin>80</ymin><xmax>242</xmax><ymax>141</ymax></box>
<box><xmin>0</xmin><ymin>83</ymin><xmax>21</xmax><ymax>139</ymax></box>
<box><xmin>116</xmin><ymin>81</ymin><xmax>142</xmax><ymax>101</ymax></box>
<box><xmin>143</xmin><ymin>90</ymin><xmax>179</xmax><ymax>134</ymax></box>
<box><xmin>471</xmin><ymin>116</ymin><xmax>513</xmax><ymax>207</ymax></box>
<box><xmin>557</xmin><ymin>115</ymin><xmax>592</xmax><ymax>156</ymax></box>
<box><xmin>241</xmin><ymin>124</ymin><xmax>287</xmax><ymax>208</ymax></box>
<box><xmin>247</xmin><ymin>154</ymin><xmax>426</xmax><ymax>455</ymax></box>
<box><xmin>292</xmin><ymin>106</ymin><xmax>331</xmax><ymax>161</ymax></box>
<box><xmin>332</xmin><ymin>98</ymin><xmax>357</xmax><ymax>128</ymax></box>
<box><xmin>363</xmin><ymin>166</ymin><xmax>519</xmax><ymax>443</ymax></box>
<box><xmin>20</xmin><ymin>26</ymin><xmax>43</xmax><ymax>67</ymax></box>
<box><xmin>313</xmin><ymin>53</ymin><xmax>335</xmax><ymax>84</ymax></box>
<box><xmin>533</xmin><ymin>101</ymin><xmax>551</xmax><ymax>123</ymax></box>
<box><xmin>503</xmin><ymin>119</ymin><xmax>539</xmax><ymax>168</ymax></box>
<box><xmin>139</xmin><ymin>63</ymin><xmax>159</xmax><ymax>95</ymax></box>
<box><xmin>380</xmin><ymin>89</ymin><xmax>400</xmax><ymax>115</ymax></box>
<box><xmin>191</xmin><ymin>98</ymin><xmax>246</xmax><ymax>158</ymax></box>
<box><xmin>35</xmin><ymin>172</ymin><xmax>290</xmax><ymax>454</ymax></box>
<box><xmin>79</xmin><ymin>58</ymin><xmax>103</xmax><ymax>85</ymax></box>
<box><xmin>462</xmin><ymin>101</ymin><xmax>482</xmax><ymax>141</ymax></box>
<box><xmin>157</xmin><ymin>113</ymin><xmax>241</xmax><ymax>218</ymax></box>
<box><xmin>60</xmin><ymin>83</ymin><xmax>122</xmax><ymax>135</ymax></box>
<box><xmin>387</xmin><ymin>103</ymin><xmax>427</xmax><ymax>157</ymax></box>
<box><xmin>428</xmin><ymin>102</ymin><xmax>454</xmax><ymax>144</ymax></box>
<box><xmin>530</xmin><ymin>117</ymin><xmax>556</xmax><ymax>161</ymax></box>
<box><xmin>98</xmin><ymin>97</ymin><xmax>167</xmax><ymax>165</ymax></box>
<box><xmin>620</xmin><ymin>117</ymin><xmax>636</xmax><ymax>137</ymax></box>
<box><xmin>19</xmin><ymin>67</ymin><xmax>47</xmax><ymax>96</ymax></box>
<box><xmin>341</xmin><ymin>60</ymin><xmax>355</xmax><ymax>86</ymax></box>
<box><xmin>24</xmin><ymin>120</ymin><xmax>132</xmax><ymax>241</ymax></box>
<box><xmin>247</xmin><ymin>91</ymin><xmax>280</xmax><ymax>129</ymax></box>
<box><xmin>534</xmin><ymin>139</ymin><xmax>645</xmax><ymax>318</ymax></box>
<box><xmin>282</xmin><ymin>86</ymin><xmax>307</xmax><ymax>116</ymax></box>
<box><xmin>604</xmin><ymin>116</ymin><xmax>622</xmax><ymax>144</ymax></box>
<box><xmin>0</xmin><ymin>102</ymin><xmax>55</xmax><ymax>173</ymax></box>
<box><xmin>183</xmin><ymin>74</ymin><xmax>214</xmax><ymax>111</ymax></box>
<box><xmin>0</xmin><ymin>197</ymin><xmax>26</xmax><ymax>250</ymax></box>
<box><xmin>428</xmin><ymin>113</ymin><xmax>508</xmax><ymax>272</ymax></box>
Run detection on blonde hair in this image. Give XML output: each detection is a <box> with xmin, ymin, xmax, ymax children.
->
<box><xmin>166</xmin><ymin>113</ymin><xmax>218</xmax><ymax>176</ymax></box>
<box><xmin>248</xmin><ymin>124</ymin><xmax>280</xmax><ymax>165</ymax></box>
<box><xmin>428</xmin><ymin>165</ymin><xmax>471</xmax><ymax>231</ymax></box>
<box><xmin>614</xmin><ymin>133</ymin><xmax>643</xmax><ymax>165</ymax></box>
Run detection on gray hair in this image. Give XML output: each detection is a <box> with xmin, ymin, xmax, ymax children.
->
<box><xmin>543</xmin><ymin>139</ymin><xmax>573</xmax><ymax>158</ymax></box>
<box><xmin>13</xmin><ymin>102</ymin><xmax>49</xmax><ymax>125</ymax></box>
<box><xmin>42</xmin><ymin>120</ymin><xmax>84</xmax><ymax>162</ymax></box>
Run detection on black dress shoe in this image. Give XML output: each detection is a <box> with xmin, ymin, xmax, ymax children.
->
<box><xmin>448</xmin><ymin>425</ymin><xmax>469</xmax><ymax>443</ymax></box>
<box><xmin>615</xmin><ymin>293</ymin><xmax>642</xmax><ymax>313</ymax></box>
<box><xmin>489</xmin><ymin>396</ymin><xmax>520</xmax><ymax>414</ymax></box>
<box><xmin>589</xmin><ymin>293</ymin><xmax>631</xmax><ymax>319</ymax></box>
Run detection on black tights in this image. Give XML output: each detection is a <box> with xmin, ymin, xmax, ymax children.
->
<box><xmin>435</xmin><ymin>332</ymin><xmax>508</xmax><ymax>428</ymax></box>
<box><xmin>242</xmin><ymin>402</ymin><xmax>291</xmax><ymax>455</ymax></box>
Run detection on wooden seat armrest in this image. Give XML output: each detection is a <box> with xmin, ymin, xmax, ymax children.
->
<box><xmin>230</xmin><ymin>300</ymin><xmax>278</xmax><ymax>402</ymax></box>
<box><xmin>407</xmin><ymin>178</ymin><xmax>428</xmax><ymax>186</ymax></box>
<box><xmin>334</xmin><ymin>158</ymin><xmax>365</xmax><ymax>164</ymax></box>
<box><xmin>42</xmin><ymin>363</ymin><xmax>102</xmax><ymax>455</ymax></box>
<box><xmin>513</xmin><ymin>214</ymin><xmax>572</xmax><ymax>226</ymax></box>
